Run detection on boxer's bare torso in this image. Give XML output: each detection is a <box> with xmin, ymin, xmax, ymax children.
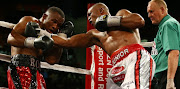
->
<box><xmin>9</xmin><ymin>16</ymin><xmax>41</xmax><ymax>57</ymax></box>
<box><xmin>90</xmin><ymin>28</ymin><xmax>140</xmax><ymax>56</ymax></box>
<box><xmin>86</xmin><ymin>9</ymin><xmax>142</xmax><ymax>56</ymax></box>
<box><xmin>8</xmin><ymin>15</ymin><xmax>63</xmax><ymax>64</ymax></box>
<box><xmin>52</xmin><ymin>9</ymin><xmax>143</xmax><ymax>57</ymax></box>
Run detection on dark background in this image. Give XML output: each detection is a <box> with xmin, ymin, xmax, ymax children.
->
<box><xmin>0</xmin><ymin>0</ymin><xmax>179</xmax><ymax>89</ymax></box>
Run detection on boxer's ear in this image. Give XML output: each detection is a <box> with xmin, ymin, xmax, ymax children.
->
<box><xmin>42</xmin><ymin>13</ymin><xmax>48</xmax><ymax>21</ymax></box>
<box><xmin>100</xmin><ymin>8</ymin><xmax>104</xmax><ymax>15</ymax></box>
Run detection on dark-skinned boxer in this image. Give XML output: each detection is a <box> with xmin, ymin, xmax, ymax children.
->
<box><xmin>36</xmin><ymin>3</ymin><xmax>156</xmax><ymax>89</ymax></box>
<box><xmin>7</xmin><ymin>6</ymin><xmax>73</xmax><ymax>89</ymax></box>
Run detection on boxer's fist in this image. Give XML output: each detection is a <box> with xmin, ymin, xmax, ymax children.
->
<box><xmin>34</xmin><ymin>35</ymin><xmax>54</xmax><ymax>51</ymax></box>
<box><xmin>24</xmin><ymin>22</ymin><xmax>39</xmax><ymax>37</ymax></box>
<box><xmin>95</xmin><ymin>15</ymin><xmax>122</xmax><ymax>32</ymax></box>
<box><xmin>24</xmin><ymin>35</ymin><xmax>54</xmax><ymax>51</ymax></box>
<box><xmin>95</xmin><ymin>15</ymin><xmax>109</xmax><ymax>31</ymax></box>
<box><xmin>25</xmin><ymin>22</ymin><xmax>51</xmax><ymax>38</ymax></box>
<box><xmin>59</xmin><ymin>21</ymin><xmax>74</xmax><ymax>37</ymax></box>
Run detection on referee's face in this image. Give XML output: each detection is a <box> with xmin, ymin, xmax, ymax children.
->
<box><xmin>147</xmin><ymin>1</ymin><xmax>164</xmax><ymax>25</ymax></box>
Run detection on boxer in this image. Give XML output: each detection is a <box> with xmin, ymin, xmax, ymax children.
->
<box><xmin>7</xmin><ymin>6</ymin><xmax>73</xmax><ymax>89</ymax></box>
<box><xmin>45</xmin><ymin>3</ymin><xmax>156</xmax><ymax>89</ymax></box>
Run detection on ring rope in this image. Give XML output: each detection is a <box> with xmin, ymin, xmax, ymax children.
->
<box><xmin>0</xmin><ymin>21</ymin><xmax>15</xmax><ymax>29</ymax></box>
<box><xmin>0</xmin><ymin>53</ymin><xmax>91</xmax><ymax>75</ymax></box>
<box><xmin>140</xmin><ymin>42</ymin><xmax>153</xmax><ymax>47</ymax></box>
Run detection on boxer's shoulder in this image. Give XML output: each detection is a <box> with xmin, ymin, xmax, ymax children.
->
<box><xmin>12</xmin><ymin>16</ymin><xmax>38</xmax><ymax>35</ymax></box>
<box><xmin>87</xmin><ymin>29</ymin><xmax>100</xmax><ymax>34</ymax></box>
<box><xmin>87</xmin><ymin>29</ymin><xmax>107</xmax><ymax>38</ymax></box>
<box><xmin>116</xmin><ymin>9</ymin><xmax>132</xmax><ymax>16</ymax></box>
<box><xmin>19</xmin><ymin>16</ymin><xmax>37</xmax><ymax>24</ymax></box>
<box><xmin>87</xmin><ymin>29</ymin><xmax>102</xmax><ymax>36</ymax></box>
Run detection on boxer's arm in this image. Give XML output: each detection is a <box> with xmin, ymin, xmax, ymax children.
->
<box><xmin>52</xmin><ymin>30</ymin><xmax>99</xmax><ymax>48</ymax></box>
<box><xmin>116</xmin><ymin>9</ymin><xmax>145</xmax><ymax>29</ymax></box>
<box><xmin>95</xmin><ymin>9</ymin><xmax>145</xmax><ymax>31</ymax></box>
<box><xmin>7</xmin><ymin>16</ymin><xmax>34</xmax><ymax>47</ymax></box>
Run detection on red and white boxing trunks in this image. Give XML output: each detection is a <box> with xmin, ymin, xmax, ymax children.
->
<box><xmin>107</xmin><ymin>44</ymin><xmax>156</xmax><ymax>89</ymax></box>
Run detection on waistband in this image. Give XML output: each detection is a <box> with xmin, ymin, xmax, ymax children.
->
<box><xmin>111</xmin><ymin>44</ymin><xmax>144</xmax><ymax>65</ymax></box>
<box><xmin>11</xmin><ymin>54</ymin><xmax>40</xmax><ymax>70</ymax></box>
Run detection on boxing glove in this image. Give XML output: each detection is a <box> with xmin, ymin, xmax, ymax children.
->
<box><xmin>24</xmin><ymin>35</ymin><xmax>54</xmax><ymax>51</ymax></box>
<box><xmin>36</xmin><ymin>28</ymin><xmax>51</xmax><ymax>38</ymax></box>
<box><xmin>59</xmin><ymin>21</ymin><xmax>74</xmax><ymax>37</ymax></box>
<box><xmin>24</xmin><ymin>22</ymin><xmax>39</xmax><ymax>37</ymax></box>
<box><xmin>25</xmin><ymin>22</ymin><xmax>51</xmax><ymax>38</ymax></box>
<box><xmin>95</xmin><ymin>15</ymin><xmax>122</xmax><ymax>31</ymax></box>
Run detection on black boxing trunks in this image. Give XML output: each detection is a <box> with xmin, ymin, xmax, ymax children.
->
<box><xmin>7</xmin><ymin>54</ymin><xmax>46</xmax><ymax>89</ymax></box>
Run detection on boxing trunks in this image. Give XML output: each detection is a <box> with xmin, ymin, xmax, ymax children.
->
<box><xmin>107</xmin><ymin>44</ymin><xmax>156</xmax><ymax>89</ymax></box>
<box><xmin>7</xmin><ymin>54</ymin><xmax>46</xmax><ymax>89</ymax></box>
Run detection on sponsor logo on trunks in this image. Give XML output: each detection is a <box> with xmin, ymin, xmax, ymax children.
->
<box><xmin>112</xmin><ymin>74</ymin><xmax>125</xmax><ymax>83</ymax></box>
<box><xmin>111</xmin><ymin>66</ymin><xmax>125</xmax><ymax>74</ymax></box>
<box><xmin>112</xmin><ymin>49</ymin><xmax>129</xmax><ymax>65</ymax></box>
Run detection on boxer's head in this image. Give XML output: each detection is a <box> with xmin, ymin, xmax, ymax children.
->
<box><xmin>147</xmin><ymin>0</ymin><xmax>168</xmax><ymax>25</ymax></box>
<box><xmin>87</xmin><ymin>3</ymin><xmax>110</xmax><ymax>26</ymax></box>
<box><xmin>40</xmin><ymin>7</ymin><xmax>65</xmax><ymax>33</ymax></box>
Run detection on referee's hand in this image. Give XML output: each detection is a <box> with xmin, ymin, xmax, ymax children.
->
<box><xmin>166</xmin><ymin>79</ymin><xmax>176</xmax><ymax>89</ymax></box>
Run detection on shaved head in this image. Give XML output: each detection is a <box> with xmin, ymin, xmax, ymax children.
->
<box><xmin>88</xmin><ymin>3</ymin><xmax>110</xmax><ymax>16</ymax></box>
<box><xmin>87</xmin><ymin>3</ymin><xmax>110</xmax><ymax>26</ymax></box>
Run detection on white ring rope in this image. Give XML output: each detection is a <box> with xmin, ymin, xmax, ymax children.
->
<box><xmin>140</xmin><ymin>42</ymin><xmax>153</xmax><ymax>47</ymax></box>
<box><xmin>0</xmin><ymin>53</ymin><xmax>91</xmax><ymax>75</ymax></box>
<box><xmin>0</xmin><ymin>21</ymin><xmax>15</xmax><ymax>29</ymax></box>
<box><xmin>0</xmin><ymin>87</ymin><xmax>8</xmax><ymax>89</ymax></box>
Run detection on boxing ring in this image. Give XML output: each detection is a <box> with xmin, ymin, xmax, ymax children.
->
<box><xmin>0</xmin><ymin>20</ymin><xmax>153</xmax><ymax>89</ymax></box>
